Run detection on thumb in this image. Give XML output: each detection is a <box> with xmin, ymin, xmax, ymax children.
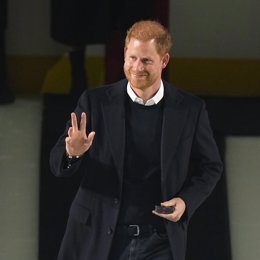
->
<box><xmin>161</xmin><ymin>198</ymin><xmax>177</xmax><ymax>207</ymax></box>
<box><xmin>86</xmin><ymin>131</ymin><xmax>95</xmax><ymax>144</ymax></box>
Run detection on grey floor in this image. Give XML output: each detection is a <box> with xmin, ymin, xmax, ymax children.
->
<box><xmin>0</xmin><ymin>97</ymin><xmax>42</xmax><ymax>259</ymax></box>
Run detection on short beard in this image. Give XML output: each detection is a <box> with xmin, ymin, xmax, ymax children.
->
<box><xmin>124</xmin><ymin>69</ymin><xmax>151</xmax><ymax>90</ymax></box>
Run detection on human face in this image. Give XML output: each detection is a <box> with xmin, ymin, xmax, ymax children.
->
<box><xmin>124</xmin><ymin>38</ymin><xmax>169</xmax><ymax>96</ymax></box>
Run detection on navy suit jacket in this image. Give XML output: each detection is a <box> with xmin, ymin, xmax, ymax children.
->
<box><xmin>50</xmin><ymin>79</ymin><xmax>223</xmax><ymax>260</ymax></box>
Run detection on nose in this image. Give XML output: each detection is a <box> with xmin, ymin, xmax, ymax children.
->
<box><xmin>133</xmin><ymin>60</ymin><xmax>144</xmax><ymax>71</ymax></box>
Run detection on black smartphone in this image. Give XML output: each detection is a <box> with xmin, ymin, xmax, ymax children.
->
<box><xmin>154</xmin><ymin>205</ymin><xmax>175</xmax><ymax>214</ymax></box>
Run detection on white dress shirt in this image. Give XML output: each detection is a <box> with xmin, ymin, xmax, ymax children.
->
<box><xmin>127</xmin><ymin>81</ymin><xmax>164</xmax><ymax>106</ymax></box>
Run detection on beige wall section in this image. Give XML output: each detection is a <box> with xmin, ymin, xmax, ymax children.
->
<box><xmin>169</xmin><ymin>0</ymin><xmax>260</xmax><ymax>58</ymax></box>
<box><xmin>6</xmin><ymin>0</ymin><xmax>64</xmax><ymax>56</ymax></box>
<box><xmin>225</xmin><ymin>137</ymin><xmax>260</xmax><ymax>260</ymax></box>
<box><xmin>0</xmin><ymin>98</ymin><xmax>42</xmax><ymax>260</ymax></box>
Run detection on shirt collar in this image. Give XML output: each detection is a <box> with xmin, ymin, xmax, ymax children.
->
<box><xmin>127</xmin><ymin>81</ymin><xmax>164</xmax><ymax>106</ymax></box>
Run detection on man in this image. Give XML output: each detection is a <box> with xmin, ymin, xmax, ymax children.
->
<box><xmin>50</xmin><ymin>20</ymin><xmax>223</xmax><ymax>260</ymax></box>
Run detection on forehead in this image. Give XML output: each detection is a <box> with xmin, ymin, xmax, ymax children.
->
<box><xmin>126</xmin><ymin>38</ymin><xmax>159</xmax><ymax>55</ymax></box>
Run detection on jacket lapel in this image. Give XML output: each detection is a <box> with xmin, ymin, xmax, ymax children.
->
<box><xmin>101</xmin><ymin>81</ymin><xmax>127</xmax><ymax>182</ymax></box>
<box><xmin>161</xmin><ymin>83</ymin><xmax>189</xmax><ymax>182</ymax></box>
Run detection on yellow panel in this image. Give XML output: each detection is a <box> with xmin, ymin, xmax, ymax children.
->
<box><xmin>7</xmin><ymin>56</ymin><xmax>260</xmax><ymax>97</ymax></box>
<box><xmin>169</xmin><ymin>58</ymin><xmax>260</xmax><ymax>96</ymax></box>
<box><xmin>7</xmin><ymin>55</ymin><xmax>105</xmax><ymax>95</ymax></box>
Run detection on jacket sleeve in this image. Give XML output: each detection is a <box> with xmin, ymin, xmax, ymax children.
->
<box><xmin>178</xmin><ymin>102</ymin><xmax>223</xmax><ymax>220</ymax></box>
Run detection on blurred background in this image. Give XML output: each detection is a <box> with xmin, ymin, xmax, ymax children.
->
<box><xmin>0</xmin><ymin>0</ymin><xmax>260</xmax><ymax>259</ymax></box>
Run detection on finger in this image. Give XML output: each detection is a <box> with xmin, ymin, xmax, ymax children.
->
<box><xmin>80</xmin><ymin>112</ymin><xmax>87</xmax><ymax>132</ymax></box>
<box><xmin>65</xmin><ymin>136</ymin><xmax>72</xmax><ymax>148</ymax></box>
<box><xmin>161</xmin><ymin>200</ymin><xmax>176</xmax><ymax>207</ymax></box>
<box><xmin>67</xmin><ymin>127</ymin><xmax>73</xmax><ymax>137</ymax></box>
<box><xmin>86</xmin><ymin>131</ymin><xmax>95</xmax><ymax>145</ymax></box>
<box><xmin>65</xmin><ymin>136</ymin><xmax>70</xmax><ymax>143</ymax></box>
<box><xmin>71</xmin><ymin>112</ymin><xmax>79</xmax><ymax>132</ymax></box>
<box><xmin>152</xmin><ymin>210</ymin><xmax>173</xmax><ymax>220</ymax></box>
<box><xmin>152</xmin><ymin>210</ymin><xmax>179</xmax><ymax>222</ymax></box>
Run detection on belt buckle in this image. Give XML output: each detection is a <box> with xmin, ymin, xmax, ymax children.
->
<box><xmin>129</xmin><ymin>225</ymin><xmax>140</xmax><ymax>236</ymax></box>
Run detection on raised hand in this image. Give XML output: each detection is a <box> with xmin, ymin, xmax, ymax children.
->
<box><xmin>65</xmin><ymin>112</ymin><xmax>95</xmax><ymax>157</ymax></box>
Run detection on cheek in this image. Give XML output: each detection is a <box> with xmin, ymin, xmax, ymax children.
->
<box><xmin>124</xmin><ymin>61</ymin><xmax>133</xmax><ymax>72</ymax></box>
<box><xmin>123</xmin><ymin>63</ymin><xmax>130</xmax><ymax>77</ymax></box>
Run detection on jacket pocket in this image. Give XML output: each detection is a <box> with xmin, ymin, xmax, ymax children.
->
<box><xmin>69</xmin><ymin>203</ymin><xmax>91</xmax><ymax>225</ymax></box>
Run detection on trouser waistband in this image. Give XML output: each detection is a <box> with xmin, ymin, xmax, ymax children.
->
<box><xmin>117</xmin><ymin>224</ymin><xmax>166</xmax><ymax>238</ymax></box>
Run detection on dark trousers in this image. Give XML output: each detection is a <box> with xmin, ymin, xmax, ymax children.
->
<box><xmin>108</xmin><ymin>226</ymin><xmax>173</xmax><ymax>260</ymax></box>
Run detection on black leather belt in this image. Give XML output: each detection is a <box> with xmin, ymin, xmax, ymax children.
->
<box><xmin>118</xmin><ymin>224</ymin><xmax>166</xmax><ymax>238</ymax></box>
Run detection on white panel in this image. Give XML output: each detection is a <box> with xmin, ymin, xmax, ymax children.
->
<box><xmin>169</xmin><ymin>0</ymin><xmax>260</xmax><ymax>58</ymax></box>
<box><xmin>226</xmin><ymin>137</ymin><xmax>260</xmax><ymax>260</ymax></box>
<box><xmin>0</xmin><ymin>98</ymin><xmax>42</xmax><ymax>260</ymax></box>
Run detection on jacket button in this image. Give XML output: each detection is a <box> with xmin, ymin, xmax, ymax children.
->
<box><xmin>114</xmin><ymin>198</ymin><xmax>119</xmax><ymax>205</ymax></box>
<box><xmin>107</xmin><ymin>227</ymin><xmax>113</xmax><ymax>235</ymax></box>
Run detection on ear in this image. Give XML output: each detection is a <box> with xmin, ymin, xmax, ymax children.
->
<box><xmin>162</xmin><ymin>53</ymin><xmax>170</xmax><ymax>69</ymax></box>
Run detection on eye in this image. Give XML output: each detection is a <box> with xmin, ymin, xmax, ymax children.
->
<box><xmin>129</xmin><ymin>56</ymin><xmax>136</xmax><ymax>61</ymax></box>
<box><xmin>142</xmin><ymin>58</ymin><xmax>153</xmax><ymax>64</ymax></box>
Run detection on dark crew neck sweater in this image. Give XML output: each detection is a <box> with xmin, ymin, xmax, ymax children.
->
<box><xmin>118</xmin><ymin>97</ymin><xmax>164</xmax><ymax>226</ymax></box>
